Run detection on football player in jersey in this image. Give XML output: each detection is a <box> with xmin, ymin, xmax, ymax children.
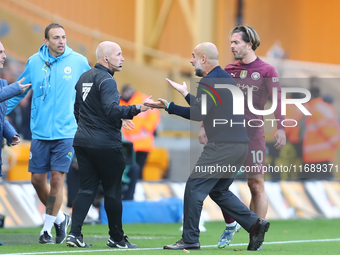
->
<box><xmin>198</xmin><ymin>25</ymin><xmax>286</xmax><ymax>249</ymax></box>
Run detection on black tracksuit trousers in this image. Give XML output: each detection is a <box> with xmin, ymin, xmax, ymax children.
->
<box><xmin>70</xmin><ymin>146</ymin><xmax>126</xmax><ymax>242</ymax></box>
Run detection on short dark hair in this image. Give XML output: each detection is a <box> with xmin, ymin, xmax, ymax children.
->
<box><xmin>121</xmin><ymin>84</ymin><xmax>133</xmax><ymax>94</ymax></box>
<box><xmin>230</xmin><ymin>25</ymin><xmax>260</xmax><ymax>51</ymax></box>
<box><xmin>45</xmin><ymin>23</ymin><xmax>64</xmax><ymax>40</ymax></box>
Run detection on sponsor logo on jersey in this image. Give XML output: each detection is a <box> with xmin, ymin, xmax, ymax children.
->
<box><xmin>231</xmin><ymin>72</ymin><xmax>236</xmax><ymax>77</ymax></box>
<box><xmin>237</xmin><ymin>83</ymin><xmax>259</xmax><ymax>93</ymax></box>
<box><xmin>251</xmin><ymin>72</ymin><xmax>261</xmax><ymax>80</ymax></box>
<box><xmin>63</xmin><ymin>75</ymin><xmax>72</xmax><ymax>80</ymax></box>
<box><xmin>272</xmin><ymin>77</ymin><xmax>279</xmax><ymax>82</ymax></box>
<box><xmin>240</xmin><ymin>70</ymin><xmax>248</xmax><ymax>79</ymax></box>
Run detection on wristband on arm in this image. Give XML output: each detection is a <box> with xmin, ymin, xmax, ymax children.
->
<box><xmin>165</xmin><ymin>102</ymin><xmax>170</xmax><ymax>112</ymax></box>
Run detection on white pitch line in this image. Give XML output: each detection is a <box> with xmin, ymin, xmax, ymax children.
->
<box><xmin>203</xmin><ymin>237</ymin><xmax>340</xmax><ymax>248</ymax></box>
<box><xmin>2</xmin><ymin>238</ymin><xmax>340</xmax><ymax>255</ymax></box>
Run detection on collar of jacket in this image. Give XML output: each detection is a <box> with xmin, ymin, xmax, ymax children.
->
<box><xmin>95</xmin><ymin>63</ymin><xmax>114</xmax><ymax>76</ymax></box>
<box><xmin>38</xmin><ymin>44</ymin><xmax>73</xmax><ymax>63</ymax></box>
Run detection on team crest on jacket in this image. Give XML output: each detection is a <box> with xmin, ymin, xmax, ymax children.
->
<box><xmin>251</xmin><ymin>72</ymin><xmax>260</xmax><ymax>80</ymax></box>
<box><xmin>240</xmin><ymin>70</ymin><xmax>248</xmax><ymax>79</ymax></box>
<box><xmin>64</xmin><ymin>66</ymin><xmax>72</xmax><ymax>74</ymax></box>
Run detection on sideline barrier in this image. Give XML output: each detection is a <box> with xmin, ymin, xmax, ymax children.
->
<box><xmin>100</xmin><ymin>198</ymin><xmax>183</xmax><ymax>224</ymax></box>
<box><xmin>0</xmin><ymin>180</ymin><xmax>340</xmax><ymax>227</ymax></box>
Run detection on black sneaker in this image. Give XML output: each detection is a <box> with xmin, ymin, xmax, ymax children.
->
<box><xmin>66</xmin><ymin>234</ymin><xmax>89</xmax><ymax>248</ymax></box>
<box><xmin>54</xmin><ymin>214</ymin><xmax>71</xmax><ymax>244</ymax></box>
<box><xmin>39</xmin><ymin>231</ymin><xmax>54</xmax><ymax>244</ymax></box>
<box><xmin>107</xmin><ymin>235</ymin><xmax>138</xmax><ymax>249</ymax></box>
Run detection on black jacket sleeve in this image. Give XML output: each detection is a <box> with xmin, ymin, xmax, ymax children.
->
<box><xmin>167</xmin><ymin>82</ymin><xmax>215</xmax><ymax>121</ymax></box>
<box><xmin>100</xmin><ymin>79</ymin><xmax>140</xmax><ymax>119</ymax></box>
<box><xmin>74</xmin><ymin>83</ymin><xmax>80</xmax><ymax>123</ymax></box>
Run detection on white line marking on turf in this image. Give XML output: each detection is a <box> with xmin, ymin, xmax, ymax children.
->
<box><xmin>3</xmin><ymin>238</ymin><xmax>340</xmax><ymax>255</ymax></box>
<box><xmin>92</xmin><ymin>235</ymin><xmax>171</xmax><ymax>240</ymax></box>
<box><xmin>204</xmin><ymin>237</ymin><xmax>340</xmax><ymax>247</ymax></box>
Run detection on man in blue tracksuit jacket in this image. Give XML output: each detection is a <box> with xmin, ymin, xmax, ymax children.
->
<box><xmin>0</xmin><ymin>41</ymin><xmax>31</xmax><ymax>245</ymax></box>
<box><xmin>6</xmin><ymin>23</ymin><xmax>90</xmax><ymax>244</ymax></box>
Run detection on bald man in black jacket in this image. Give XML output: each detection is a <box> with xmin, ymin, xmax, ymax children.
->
<box><xmin>67</xmin><ymin>41</ymin><xmax>151</xmax><ymax>249</ymax></box>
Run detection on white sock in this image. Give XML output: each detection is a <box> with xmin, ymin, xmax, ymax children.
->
<box><xmin>41</xmin><ymin>214</ymin><xmax>56</xmax><ymax>236</ymax></box>
<box><xmin>226</xmin><ymin>221</ymin><xmax>237</xmax><ymax>228</ymax></box>
<box><xmin>54</xmin><ymin>211</ymin><xmax>65</xmax><ymax>225</ymax></box>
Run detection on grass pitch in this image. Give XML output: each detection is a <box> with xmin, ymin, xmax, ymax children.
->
<box><xmin>0</xmin><ymin>219</ymin><xmax>339</xmax><ymax>254</ymax></box>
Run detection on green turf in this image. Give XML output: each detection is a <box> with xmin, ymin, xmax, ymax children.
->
<box><xmin>0</xmin><ymin>219</ymin><xmax>339</xmax><ymax>254</ymax></box>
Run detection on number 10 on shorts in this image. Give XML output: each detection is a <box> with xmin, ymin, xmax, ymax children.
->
<box><xmin>251</xmin><ymin>150</ymin><xmax>264</xmax><ymax>164</ymax></box>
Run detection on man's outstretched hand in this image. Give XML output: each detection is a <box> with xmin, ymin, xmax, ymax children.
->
<box><xmin>165</xmin><ymin>78</ymin><xmax>188</xmax><ymax>97</ymax></box>
<box><xmin>17</xmin><ymin>77</ymin><xmax>31</xmax><ymax>93</ymax></box>
<box><xmin>11</xmin><ymin>135</ymin><xmax>20</xmax><ymax>146</ymax></box>
<box><xmin>122</xmin><ymin>119</ymin><xmax>135</xmax><ymax>131</ymax></box>
<box><xmin>140</xmin><ymin>95</ymin><xmax>154</xmax><ymax>112</ymax></box>
<box><xmin>144</xmin><ymin>98</ymin><xmax>169</xmax><ymax>109</ymax></box>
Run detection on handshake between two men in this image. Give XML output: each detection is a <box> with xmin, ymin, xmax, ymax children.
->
<box><xmin>142</xmin><ymin>78</ymin><xmax>186</xmax><ymax>110</ymax></box>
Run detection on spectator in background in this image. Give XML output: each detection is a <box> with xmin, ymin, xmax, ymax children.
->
<box><xmin>66</xmin><ymin>156</ymin><xmax>80</xmax><ymax>209</ymax></box>
<box><xmin>323</xmin><ymin>94</ymin><xmax>334</xmax><ymax>104</ymax></box>
<box><xmin>266</xmin><ymin>40</ymin><xmax>287</xmax><ymax>77</ymax></box>
<box><xmin>285</xmin><ymin>92</ymin><xmax>305</xmax><ymax>158</ymax></box>
<box><xmin>121</xmin><ymin>139</ymin><xmax>140</xmax><ymax>200</ymax></box>
<box><xmin>7</xmin><ymin>91</ymin><xmax>32</xmax><ymax>140</ymax></box>
<box><xmin>300</xmin><ymin>78</ymin><xmax>340</xmax><ymax>179</ymax></box>
<box><xmin>120</xmin><ymin>84</ymin><xmax>161</xmax><ymax>178</ymax></box>
<box><xmin>66</xmin><ymin>155</ymin><xmax>99</xmax><ymax>223</ymax></box>
<box><xmin>6</xmin><ymin>23</ymin><xmax>91</xmax><ymax>244</ymax></box>
<box><xmin>17</xmin><ymin>91</ymin><xmax>32</xmax><ymax>140</ymax></box>
<box><xmin>0</xmin><ymin>41</ymin><xmax>31</xmax><ymax>245</ymax></box>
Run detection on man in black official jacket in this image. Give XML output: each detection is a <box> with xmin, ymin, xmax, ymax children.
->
<box><xmin>66</xmin><ymin>41</ymin><xmax>151</xmax><ymax>249</ymax></box>
<box><xmin>146</xmin><ymin>42</ymin><xmax>270</xmax><ymax>251</ymax></box>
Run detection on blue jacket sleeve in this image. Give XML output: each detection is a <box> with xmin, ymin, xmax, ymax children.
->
<box><xmin>3</xmin><ymin>119</ymin><xmax>18</xmax><ymax>144</ymax></box>
<box><xmin>7</xmin><ymin>61</ymin><xmax>32</xmax><ymax>115</ymax></box>
<box><xmin>0</xmin><ymin>80</ymin><xmax>22</xmax><ymax>103</ymax></box>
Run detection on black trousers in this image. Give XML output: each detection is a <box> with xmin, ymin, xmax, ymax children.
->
<box><xmin>136</xmin><ymin>151</ymin><xmax>148</xmax><ymax>179</ymax></box>
<box><xmin>182</xmin><ymin>142</ymin><xmax>259</xmax><ymax>243</ymax></box>
<box><xmin>70</xmin><ymin>146</ymin><xmax>126</xmax><ymax>242</ymax></box>
<box><xmin>122</xmin><ymin>163</ymin><xmax>140</xmax><ymax>200</ymax></box>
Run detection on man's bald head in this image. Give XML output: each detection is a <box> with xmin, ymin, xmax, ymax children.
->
<box><xmin>96</xmin><ymin>41</ymin><xmax>120</xmax><ymax>61</ymax></box>
<box><xmin>96</xmin><ymin>41</ymin><xmax>124</xmax><ymax>72</ymax></box>
<box><xmin>195</xmin><ymin>42</ymin><xmax>219</xmax><ymax>63</ymax></box>
<box><xmin>190</xmin><ymin>42</ymin><xmax>219</xmax><ymax>77</ymax></box>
